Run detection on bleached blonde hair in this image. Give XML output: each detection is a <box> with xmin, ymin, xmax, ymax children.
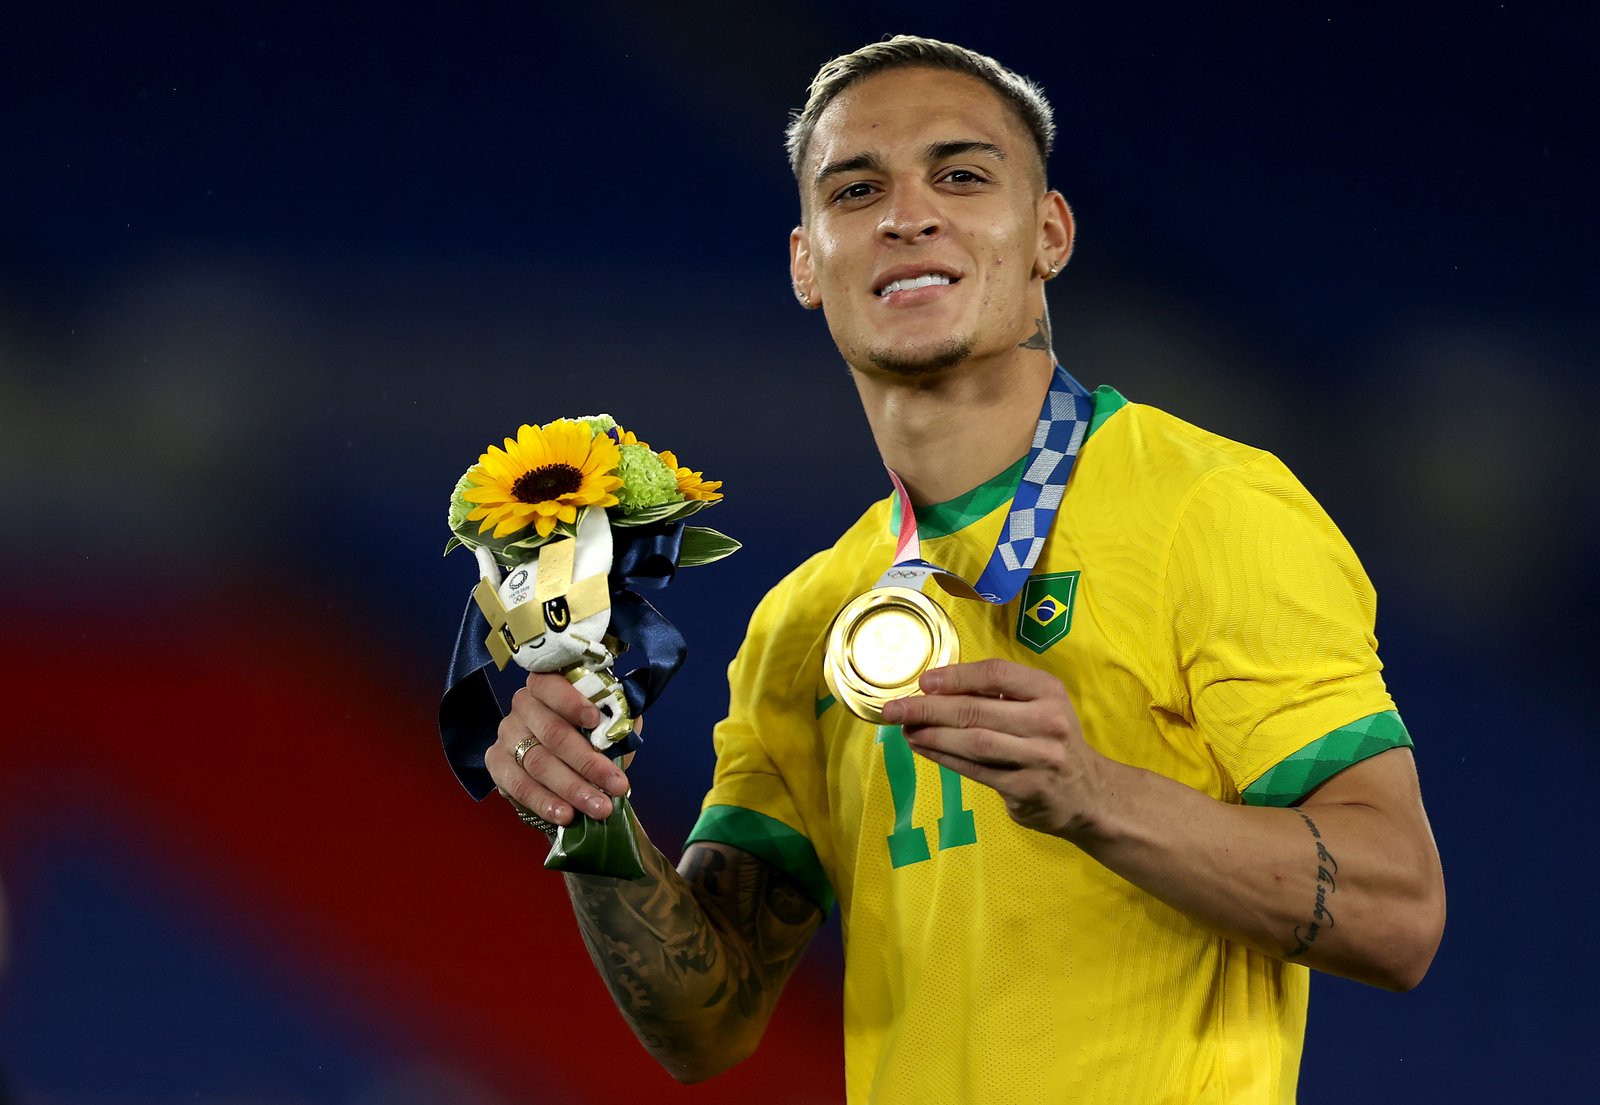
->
<box><xmin>785</xmin><ymin>35</ymin><xmax>1055</xmax><ymax>182</ymax></box>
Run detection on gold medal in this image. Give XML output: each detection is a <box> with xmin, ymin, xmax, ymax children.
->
<box><xmin>823</xmin><ymin>586</ymin><xmax>959</xmax><ymax>723</ymax></box>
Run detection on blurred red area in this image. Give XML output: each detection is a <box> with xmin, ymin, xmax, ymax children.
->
<box><xmin>0</xmin><ymin>591</ymin><xmax>843</xmax><ymax>1103</ymax></box>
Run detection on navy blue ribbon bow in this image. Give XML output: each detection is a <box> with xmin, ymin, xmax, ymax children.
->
<box><xmin>438</xmin><ymin>522</ymin><xmax>689</xmax><ymax>800</ymax></box>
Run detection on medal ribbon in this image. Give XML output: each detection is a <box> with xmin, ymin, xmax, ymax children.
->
<box><xmin>881</xmin><ymin>364</ymin><xmax>1093</xmax><ymax>605</ymax></box>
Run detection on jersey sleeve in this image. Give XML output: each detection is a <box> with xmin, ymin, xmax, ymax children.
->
<box><xmin>1162</xmin><ymin>452</ymin><xmax>1410</xmax><ymax>805</ymax></box>
<box><xmin>685</xmin><ymin>583</ymin><xmax>837</xmax><ymax>912</ymax></box>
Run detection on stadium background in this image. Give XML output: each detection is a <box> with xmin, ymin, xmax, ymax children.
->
<box><xmin>1</xmin><ymin>3</ymin><xmax>1593</xmax><ymax>1101</ymax></box>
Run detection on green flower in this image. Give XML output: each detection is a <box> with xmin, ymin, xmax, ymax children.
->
<box><xmin>614</xmin><ymin>443</ymin><xmax>681</xmax><ymax>512</ymax></box>
<box><xmin>448</xmin><ymin>470</ymin><xmax>476</xmax><ymax>530</ymax></box>
<box><xmin>576</xmin><ymin>413</ymin><xmax>618</xmax><ymax>437</ymax></box>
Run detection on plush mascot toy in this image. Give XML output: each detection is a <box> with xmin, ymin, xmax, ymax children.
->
<box><xmin>469</xmin><ymin>507</ymin><xmax>633</xmax><ymax>750</ymax></box>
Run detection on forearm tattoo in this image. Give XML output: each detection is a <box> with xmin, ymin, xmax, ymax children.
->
<box><xmin>565</xmin><ymin>840</ymin><xmax>821</xmax><ymax>1068</ymax></box>
<box><xmin>1286</xmin><ymin>811</ymin><xmax>1339</xmax><ymax>958</ymax></box>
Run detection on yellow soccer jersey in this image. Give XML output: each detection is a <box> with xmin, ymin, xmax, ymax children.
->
<box><xmin>687</xmin><ymin>385</ymin><xmax>1411</xmax><ymax>1105</ymax></box>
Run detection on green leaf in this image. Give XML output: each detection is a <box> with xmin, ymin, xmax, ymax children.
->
<box><xmin>480</xmin><ymin>512</ymin><xmax>583</xmax><ymax>568</ymax></box>
<box><xmin>613</xmin><ymin>498</ymin><xmax>709</xmax><ymax>527</ymax></box>
<box><xmin>500</xmin><ymin>526</ymin><xmax>563</xmax><ymax>561</ymax></box>
<box><xmin>443</xmin><ymin>535</ymin><xmax>465</xmax><ymax>557</ymax></box>
<box><xmin>544</xmin><ymin>794</ymin><xmax>646</xmax><ymax>879</ymax></box>
<box><xmin>678</xmin><ymin>525</ymin><xmax>742</xmax><ymax>567</ymax></box>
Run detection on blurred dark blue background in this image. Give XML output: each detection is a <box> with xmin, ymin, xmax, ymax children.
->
<box><xmin>2</xmin><ymin>3</ymin><xmax>1595</xmax><ymax>1102</ymax></box>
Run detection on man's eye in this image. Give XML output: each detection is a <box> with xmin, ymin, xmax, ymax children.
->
<box><xmin>834</xmin><ymin>182</ymin><xmax>877</xmax><ymax>203</ymax></box>
<box><xmin>942</xmin><ymin>169</ymin><xmax>986</xmax><ymax>185</ymax></box>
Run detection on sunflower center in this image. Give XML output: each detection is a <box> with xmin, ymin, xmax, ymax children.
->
<box><xmin>512</xmin><ymin>463</ymin><xmax>584</xmax><ymax>503</ymax></box>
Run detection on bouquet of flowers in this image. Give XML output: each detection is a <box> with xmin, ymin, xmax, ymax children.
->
<box><xmin>440</xmin><ymin>415</ymin><xmax>736</xmax><ymax>878</ymax></box>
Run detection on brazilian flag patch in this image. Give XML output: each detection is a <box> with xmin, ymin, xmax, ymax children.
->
<box><xmin>1016</xmin><ymin>571</ymin><xmax>1079</xmax><ymax>654</ymax></box>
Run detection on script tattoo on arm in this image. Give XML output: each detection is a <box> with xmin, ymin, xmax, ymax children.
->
<box><xmin>1286</xmin><ymin>811</ymin><xmax>1339</xmax><ymax>959</ymax></box>
<box><xmin>565</xmin><ymin>839</ymin><xmax>822</xmax><ymax>1075</ymax></box>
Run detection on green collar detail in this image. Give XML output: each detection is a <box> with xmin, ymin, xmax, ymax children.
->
<box><xmin>892</xmin><ymin>384</ymin><xmax>1128</xmax><ymax>539</ymax></box>
<box><xmin>1085</xmin><ymin>383</ymin><xmax>1128</xmax><ymax>440</ymax></box>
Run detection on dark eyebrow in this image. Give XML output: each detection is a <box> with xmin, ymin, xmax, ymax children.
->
<box><xmin>924</xmin><ymin>140</ymin><xmax>1008</xmax><ymax>163</ymax></box>
<box><xmin>814</xmin><ymin>151</ymin><xmax>885</xmax><ymax>187</ymax></box>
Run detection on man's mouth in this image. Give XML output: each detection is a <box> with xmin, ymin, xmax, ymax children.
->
<box><xmin>874</xmin><ymin>270</ymin><xmax>960</xmax><ymax>297</ymax></box>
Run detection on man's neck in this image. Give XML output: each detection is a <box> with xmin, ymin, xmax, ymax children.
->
<box><xmin>851</xmin><ymin>350</ymin><xmax>1055</xmax><ymax>507</ymax></box>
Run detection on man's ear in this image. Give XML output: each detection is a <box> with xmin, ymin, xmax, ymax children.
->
<box><xmin>790</xmin><ymin>225</ymin><xmax>820</xmax><ymax>308</ymax></box>
<box><xmin>1033</xmin><ymin>191</ymin><xmax>1076</xmax><ymax>279</ymax></box>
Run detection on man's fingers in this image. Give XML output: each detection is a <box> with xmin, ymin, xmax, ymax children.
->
<box><xmin>900</xmin><ymin>734</ymin><xmax>1010</xmax><ymax>792</ymax></box>
<box><xmin>882</xmin><ymin>688</ymin><xmax>1021</xmax><ymax>733</ymax></box>
<box><xmin>489</xmin><ymin>671</ymin><xmax>636</xmax><ymax>826</ymax></box>
<box><xmin>903</xmin><ymin>728</ymin><xmax>1069</xmax><ymax>824</ymax></box>
<box><xmin>902</xmin><ymin>723</ymin><xmax>1031</xmax><ymax>768</ymax></box>
<box><xmin>525</xmin><ymin>670</ymin><xmax>604</xmax><ymax>730</ymax></box>
<box><xmin>919</xmin><ymin>658</ymin><xmax>1052</xmax><ymax>699</ymax></box>
<box><xmin>507</xmin><ymin>680</ymin><xmax>630</xmax><ymax>798</ymax></box>
<box><xmin>488</xmin><ymin>731</ymin><xmax>615</xmax><ymax>823</ymax></box>
<box><xmin>485</xmin><ymin>742</ymin><xmax>573</xmax><ymax>824</ymax></box>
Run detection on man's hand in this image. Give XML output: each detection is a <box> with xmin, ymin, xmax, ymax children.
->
<box><xmin>485</xmin><ymin>671</ymin><xmax>631</xmax><ymax>827</ymax></box>
<box><xmin>881</xmin><ymin>659</ymin><xmax>1106</xmax><ymax>840</ymax></box>
<box><xmin>884</xmin><ymin>660</ymin><xmax>1444</xmax><ymax>990</ymax></box>
<box><xmin>481</xmin><ymin>669</ymin><xmax>823</xmax><ymax>1080</ymax></box>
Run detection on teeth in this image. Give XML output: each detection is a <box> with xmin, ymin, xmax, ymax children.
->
<box><xmin>880</xmin><ymin>273</ymin><xmax>952</xmax><ymax>296</ymax></box>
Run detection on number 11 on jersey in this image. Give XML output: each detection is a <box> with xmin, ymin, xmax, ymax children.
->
<box><xmin>876</xmin><ymin>725</ymin><xmax>978</xmax><ymax>868</ymax></box>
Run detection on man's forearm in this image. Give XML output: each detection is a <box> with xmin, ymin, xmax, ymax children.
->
<box><xmin>563</xmin><ymin>826</ymin><xmax>820</xmax><ymax>1083</ymax></box>
<box><xmin>565</xmin><ymin>843</ymin><xmax>737</xmax><ymax>1082</ymax></box>
<box><xmin>1067</xmin><ymin>749</ymin><xmax>1445</xmax><ymax>990</ymax></box>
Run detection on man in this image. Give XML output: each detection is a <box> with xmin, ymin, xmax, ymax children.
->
<box><xmin>486</xmin><ymin>36</ymin><xmax>1445</xmax><ymax>1104</ymax></box>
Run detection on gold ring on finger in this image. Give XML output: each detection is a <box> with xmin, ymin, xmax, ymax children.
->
<box><xmin>513</xmin><ymin>734</ymin><xmax>538</xmax><ymax>769</ymax></box>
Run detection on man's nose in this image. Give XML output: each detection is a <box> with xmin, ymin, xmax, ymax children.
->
<box><xmin>877</xmin><ymin>182</ymin><xmax>943</xmax><ymax>242</ymax></box>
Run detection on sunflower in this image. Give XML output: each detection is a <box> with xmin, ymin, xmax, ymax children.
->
<box><xmin>461</xmin><ymin>420</ymin><xmax>623</xmax><ymax>538</ymax></box>
<box><xmin>659</xmin><ymin>449</ymin><xmax>724</xmax><ymax>502</ymax></box>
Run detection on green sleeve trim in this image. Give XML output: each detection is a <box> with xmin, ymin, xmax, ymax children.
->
<box><xmin>891</xmin><ymin>379</ymin><xmax>1127</xmax><ymax>539</ymax></box>
<box><xmin>685</xmin><ymin>804</ymin><xmax>836</xmax><ymax>913</ymax></box>
<box><xmin>1242</xmin><ymin>710</ymin><xmax>1414</xmax><ymax>807</ymax></box>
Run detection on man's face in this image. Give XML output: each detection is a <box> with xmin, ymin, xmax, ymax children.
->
<box><xmin>790</xmin><ymin>67</ymin><xmax>1069</xmax><ymax>378</ymax></box>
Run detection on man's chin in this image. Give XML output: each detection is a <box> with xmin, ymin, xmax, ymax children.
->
<box><xmin>865</xmin><ymin>338</ymin><xmax>974</xmax><ymax>378</ymax></box>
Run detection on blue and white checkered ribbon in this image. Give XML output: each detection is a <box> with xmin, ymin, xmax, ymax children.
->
<box><xmin>882</xmin><ymin>364</ymin><xmax>1092</xmax><ymax>606</ymax></box>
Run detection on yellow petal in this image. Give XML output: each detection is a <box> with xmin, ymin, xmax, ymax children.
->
<box><xmin>549</xmin><ymin>419</ymin><xmax>585</xmax><ymax>459</ymax></box>
<box><xmin>461</xmin><ymin>485</ymin><xmax>513</xmax><ymax>504</ymax></box>
<box><xmin>570</xmin><ymin>485</ymin><xmax>615</xmax><ymax>506</ymax></box>
<box><xmin>515</xmin><ymin>423</ymin><xmax>551</xmax><ymax>469</ymax></box>
<box><xmin>581</xmin><ymin>442</ymin><xmax>621</xmax><ymax>477</ymax></box>
<box><xmin>493</xmin><ymin>512</ymin><xmax>534</xmax><ymax>538</ymax></box>
<box><xmin>573</xmin><ymin>424</ymin><xmax>601</xmax><ymax>457</ymax></box>
<box><xmin>479</xmin><ymin>449</ymin><xmax>518</xmax><ymax>485</ymax></box>
<box><xmin>535</xmin><ymin>514</ymin><xmax>557</xmax><ymax>537</ymax></box>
